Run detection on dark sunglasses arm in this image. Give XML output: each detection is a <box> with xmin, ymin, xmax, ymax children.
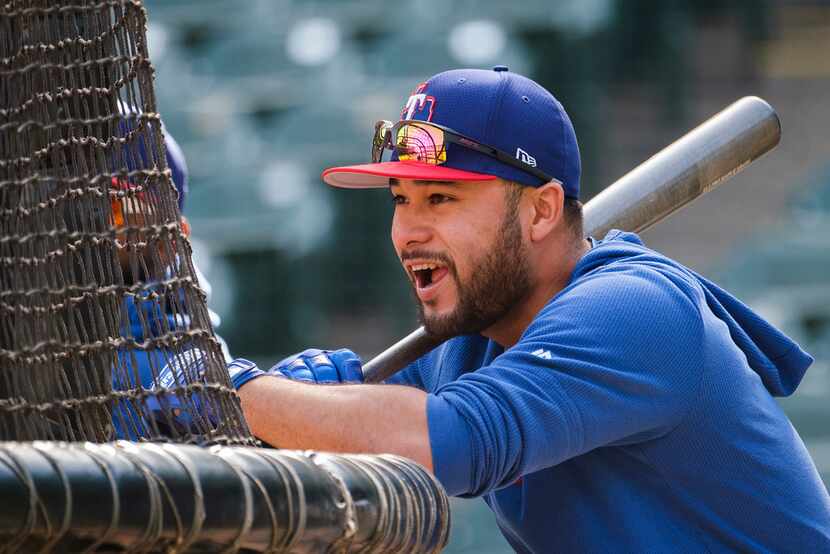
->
<box><xmin>445</xmin><ymin>134</ymin><xmax>553</xmax><ymax>183</ymax></box>
<box><xmin>382</xmin><ymin>119</ymin><xmax>555</xmax><ymax>183</ymax></box>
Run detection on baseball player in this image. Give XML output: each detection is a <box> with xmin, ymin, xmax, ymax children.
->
<box><xmin>109</xmin><ymin>121</ymin><xmax>231</xmax><ymax>439</ymax></box>
<box><xmin>230</xmin><ymin>67</ymin><xmax>829</xmax><ymax>551</ymax></box>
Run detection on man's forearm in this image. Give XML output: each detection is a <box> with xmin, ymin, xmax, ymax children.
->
<box><xmin>237</xmin><ymin>376</ymin><xmax>433</xmax><ymax>472</ymax></box>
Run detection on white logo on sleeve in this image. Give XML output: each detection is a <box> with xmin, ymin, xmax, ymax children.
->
<box><xmin>516</xmin><ymin>148</ymin><xmax>537</xmax><ymax>167</ymax></box>
<box><xmin>532</xmin><ymin>348</ymin><xmax>552</xmax><ymax>360</ymax></box>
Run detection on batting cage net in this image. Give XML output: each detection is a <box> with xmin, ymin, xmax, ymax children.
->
<box><xmin>0</xmin><ymin>0</ymin><xmax>253</xmax><ymax>445</ymax></box>
<box><xmin>0</xmin><ymin>1</ymin><xmax>450</xmax><ymax>551</ymax></box>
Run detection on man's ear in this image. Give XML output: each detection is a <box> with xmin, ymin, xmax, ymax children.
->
<box><xmin>528</xmin><ymin>181</ymin><xmax>565</xmax><ymax>243</ymax></box>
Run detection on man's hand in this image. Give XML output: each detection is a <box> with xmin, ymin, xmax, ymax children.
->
<box><xmin>269</xmin><ymin>348</ymin><xmax>364</xmax><ymax>384</ymax></box>
<box><xmin>144</xmin><ymin>354</ymin><xmax>265</xmax><ymax>436</ymax></box>
<box><xmin>144</xmin><ymin>348</ymin><xmax>216</xmax><ymax>434</ymax></box>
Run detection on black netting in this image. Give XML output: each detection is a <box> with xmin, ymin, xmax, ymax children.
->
<box><xmin>0</xmin><ymin>3</ymin><xmax>451</xmax><ymax>552</ymax></box>
<box><xmin>0</xmin><ymin>0</ymin><xmax>254</xmax><ymax>445</ymax></box>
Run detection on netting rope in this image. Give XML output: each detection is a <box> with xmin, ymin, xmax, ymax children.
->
<box><xmin>0</xmin><ymin>1</ymin><xmax>451</xmax><ymax>551</ymax></box>
<box><xmin>0</xmin><ymin>0</ymin><xmax>254</xmax><ymax>445</ymax></box>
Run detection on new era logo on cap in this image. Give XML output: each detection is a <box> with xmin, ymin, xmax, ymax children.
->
<box><xmin>322</xmin><ymin>66</ymin><xmax>581</xmax><ymax>198</ymax></box>
<box><xmin>516</xmin><ymin>148</ymin><xmax>537</xmax><ymax>167</ymax></box>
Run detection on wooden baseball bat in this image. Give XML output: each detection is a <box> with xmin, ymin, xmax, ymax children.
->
<box><xmin>362</xmin><ymin>96</ymin><xmax>781</xmax><ymax>383</ymax></box>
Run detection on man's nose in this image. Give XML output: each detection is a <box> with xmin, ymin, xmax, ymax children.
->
<box><xmin>391</xmin><ymin>211</ymin><xmax>433</xmax><ymax>249</ymax></box>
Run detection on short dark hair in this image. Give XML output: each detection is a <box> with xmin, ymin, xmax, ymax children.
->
<box><xmin>563</xmin><ymin>196</ymin><xmax>584</xmax><ymax>238</ymax></box>
<box><xmin>504</xmin><ymin>181</ymin><xmax>583</xmax><ymax>239</ymax></box>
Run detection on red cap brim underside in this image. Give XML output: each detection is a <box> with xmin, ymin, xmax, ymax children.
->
<box><xmin>322</xmin><ymin>161</ymin><xmax>497</xmax><ymax>189</ymax></box>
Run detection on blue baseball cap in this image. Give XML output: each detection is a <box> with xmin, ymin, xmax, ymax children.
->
<box><xmin>117</xmin><ymin>106</ymin><xmax>189</xmax><ymax>211</ymax></box>
<box><xmin>323</xmin><ymin>66</ymin><xmax>581</xmax><ymax>198</ymax></box>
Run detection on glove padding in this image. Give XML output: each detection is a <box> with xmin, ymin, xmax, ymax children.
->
<box><xmin>227</xmin><ymin>358</ymin><xmax>266</xmax><ymax>390</ymax></box>
<box><xmin>143</xmin><ymin>353</ymin><xmax>265</xmax><ymax>437</ymax></box>
<box><xmin>143</xmin><ymin>348</ymin><xmax>217</xmax><ymax>435</ymax></box>
<box><xmin>270</xmin><ymin>348</ymin><xmax>364</xmax><ymax>384</ymax></box>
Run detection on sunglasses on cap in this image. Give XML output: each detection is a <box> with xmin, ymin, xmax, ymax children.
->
<box><xmin>372</xmin><ymin>119</ymin><xmax>555</xmax><ymax>184</ymax></box>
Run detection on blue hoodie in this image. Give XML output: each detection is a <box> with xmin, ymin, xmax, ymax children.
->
<box><xmin>389</xmin><ymin>231</ymin><xmax>830</xmax><ymax>552</ymax></box>
<box><xmin>111</xmin><ymin>266</ymin><xmax>230</xmax><ymax>440</ymax></box>
<box><xmin>110</xmin><ymin>291</ymin><xmax>197</xmax><ymax>439</ymax></box>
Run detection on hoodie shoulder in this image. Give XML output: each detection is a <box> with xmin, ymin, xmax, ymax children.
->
<box><xmin>572</xmin><ymin>230</ymin><xmax>703</xmax><ymax>302</ymax></box>
<box><xmin>572</xmin><ymin>230</ymin><xmax>813</xmax><ymax>397</ymax></box>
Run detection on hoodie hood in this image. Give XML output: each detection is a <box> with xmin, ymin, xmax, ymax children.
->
<box><xmin>571</xmin><ymin>230</ymin><xmax>813</xmax><ymax>397</ymax></box>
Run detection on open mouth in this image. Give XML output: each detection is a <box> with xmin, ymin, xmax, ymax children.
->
<box><xmin>408</xmin><ymin>262</ymin><xmax>450</xmax><ymax>295</ymax></box>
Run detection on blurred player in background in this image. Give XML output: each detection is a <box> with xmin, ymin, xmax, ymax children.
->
<box><xmin>223</xmin><ymin>67</ymin><xmax>830</xmax><ymax>551</ymax></box>
<box><xmin>109</xmin><ymin>118</ymin><xmax>230</xmax><ymax>439</ymax></box>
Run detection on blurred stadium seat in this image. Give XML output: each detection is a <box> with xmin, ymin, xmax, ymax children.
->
<box><xmin>138</xmin><ymin>1</ymin><xmax>830</xmax><ymax>549</ymax></box>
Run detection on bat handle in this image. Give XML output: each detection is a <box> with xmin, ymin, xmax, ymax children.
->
<box><xmin>361</xmin><ymin>326</ymin><xmax>440</xmax><ymax>383</ymax></box>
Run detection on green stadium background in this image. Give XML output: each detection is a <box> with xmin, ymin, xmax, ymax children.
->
<box><xmin>142</xmin><ymin>1</ymin><xmax>830</xmax><ymax>551</ymax></box>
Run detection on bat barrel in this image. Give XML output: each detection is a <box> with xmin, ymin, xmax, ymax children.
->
<box><xmin>583</xmin><ymin>96</ymin><xmax>781</xmax><ymax>238</ymax></box>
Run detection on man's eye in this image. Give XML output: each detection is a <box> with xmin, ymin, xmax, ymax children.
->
<box><xmin>429</xmin><ymin>194</ymin><xmax>451</xmax><ymax>204</ymax></box>
<box><xmin>391</xmin><ymin>195</ymin><xmax>407</xmax><ymax>205</ymax></box>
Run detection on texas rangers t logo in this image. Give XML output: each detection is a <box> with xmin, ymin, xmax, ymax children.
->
<box><xmin>401</xmin><ymin>82</ymin><xmax>436</xmax><ymax>121</ymax></box>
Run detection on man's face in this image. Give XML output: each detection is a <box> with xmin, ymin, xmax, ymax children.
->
<box><xmin>110</xmin><ymin>189</ymin><xmax>183</xmax><ymax>281</ymax></box>
<box><xmin>390</xmin><ymin>178</ymin><xmax>532</xmax><ymax>339</ymax></box>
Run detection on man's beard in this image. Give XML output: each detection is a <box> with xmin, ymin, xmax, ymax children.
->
<box><xmin>413</xmin><ymin>209</ymin><xmax>532</xmax><ymax>340</ymax></box>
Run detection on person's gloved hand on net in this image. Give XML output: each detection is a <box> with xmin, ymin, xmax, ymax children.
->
<box><xmin>142</xmin><ymin>348</ymin><xmax>220</xmax><ymax>436</ymax></box>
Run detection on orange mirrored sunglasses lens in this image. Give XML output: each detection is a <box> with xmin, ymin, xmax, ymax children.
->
<box><xmin>110</xmin><ymin>200</ymin><xmax>126</xmax><ymax>227</ymax></box>
<box><xmin>395</xmin><ymin>123</ymin><xmax>447</xmax><ymax>164</ymax></box>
